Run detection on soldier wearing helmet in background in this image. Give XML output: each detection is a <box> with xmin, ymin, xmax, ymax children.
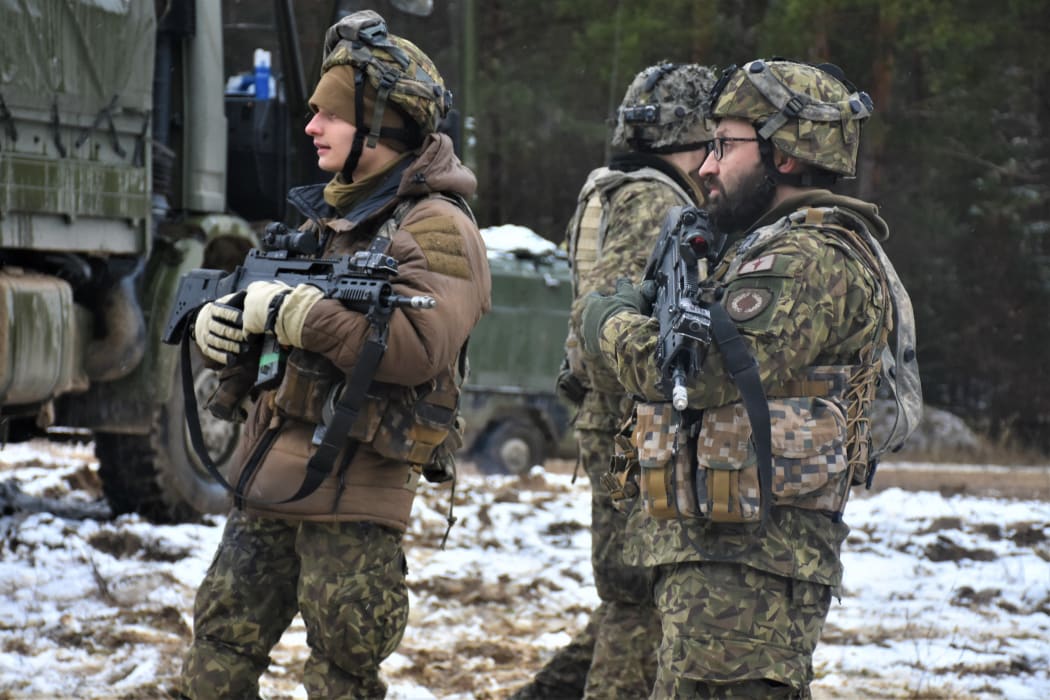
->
<box><xmin>511</xmin><ymin>62</ymin><xmax>717</xmax><ymax>700</ymax></box>
<box><xmin>179</xmin><ymin>11</ymin><xmax>490</xmax><ymax>698</ymax></box>
<box><xmin>579</xmin><ymin>59</ymin><xmax>920</xmax><ymax>697</ymax></box>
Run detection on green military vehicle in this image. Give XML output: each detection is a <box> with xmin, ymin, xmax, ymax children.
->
<box><xmin>466</xmin><ymin>228</ymin><xmax>576</xmax><ymax>475</ymax></box>
<box><xmin>0</xmin><ymin>0</ymin><xmax>574</xmax><ymax>523</ymax></box>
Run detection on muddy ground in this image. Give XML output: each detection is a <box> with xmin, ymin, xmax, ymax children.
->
<box><xmin>1</xmin><ymin>445</ymin><xmax>1047</xmax><ymax>699</ymax></box>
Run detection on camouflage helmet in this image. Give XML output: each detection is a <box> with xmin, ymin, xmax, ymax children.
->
<box><xmin>321</xmin><ymin>10</ymin><xmax>451</xmax><ymax>147</ymax></box>
<box><xmin>611</xmin><ymin>63</ymin><xmax>717</xmax><ymax>153</ymax></box>
<box><xmin>709</xmin><ymin>59</ymin><xmax>873</xmax><ymax>177</ymax></box>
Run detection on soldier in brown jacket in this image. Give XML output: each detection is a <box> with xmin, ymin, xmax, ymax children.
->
<box><xmin>179</xmin><ymin>11</ymin><xmax>490</xmax><ymax>699</ymax></box>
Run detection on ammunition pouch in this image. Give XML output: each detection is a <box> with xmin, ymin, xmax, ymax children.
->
<box><xmin>692</xmin><ymin>396</ymin><xmax>849</xmax><ymax>522</ymax></box>
<box><xmin>631</xmin><ymin>402</ymin><xmax>685</xmax><ymax>519</ymax></box>
<box><xmin>275</xmin><ymin>349</ymin><xmax>388</xmax><ymax>442</ymax></box>
<box><xmin>272</xmin><ymin>347</ymin><xmax>459</xmax><ymax>479</ymax></box>
<box><xmin>632</xmin><ymin>365</ymin><xmax>861</xmax><ymax>522</ymax></box>
<box><xmin>372</xmin><ymin>370</ymin><xmax>459</xmax><ymax>468</ymax></box>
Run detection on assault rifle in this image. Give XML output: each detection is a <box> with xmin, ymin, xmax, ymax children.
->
<box><xmin>162</xmin><ymin>222</ymin><xmax>435</xmax><ymax>388</ymax></box>
<box><xmin>161</xmin><ymin>222</ymin><xmax>437</xmax><ymax>506</ymax></box>
<box><xmin>642</xmin><ymin>206</ymin><xmax>725</xmax><ymax>410</ymax></box>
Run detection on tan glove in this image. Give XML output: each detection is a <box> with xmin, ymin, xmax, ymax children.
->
<box><xmin>241</xmin><ymin>280</ymin><xmax>292</xmax><ymax>335</ymax></box>
<box><xmin>193</xmin><ymin>291</ymin><xmax>248</xmax><ymax>365</ymax></box>
<box><xmin>273</xmin><ymin>284</ymin><xmax>325</xmax><ymax>348</ymax></box>
<box><xmin>242</xmin><ymin>280</ymin><xmax>324</xmax><ymax>348</ymax></box>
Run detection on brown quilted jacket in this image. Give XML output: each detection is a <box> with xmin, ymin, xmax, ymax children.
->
<box><xmin>231</xmin><ymin>133</ymin><xmax>491</xmax><ymax>530</ymax></box>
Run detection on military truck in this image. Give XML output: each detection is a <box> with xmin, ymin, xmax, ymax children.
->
<box><xmin>0</xmin><ymin>0</ymin><xmax>360</xmax><ymax>522</ymax></box>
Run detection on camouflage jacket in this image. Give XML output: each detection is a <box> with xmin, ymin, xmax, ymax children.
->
<box><xmin>598</xmin><ymin>190</ymin><xmax>891</xmax><ymax>586</ymax></box>
<box><xmin>565</xmin><ymin>153</ymin><xmax>704</xmax><ymax>431</ymax></box>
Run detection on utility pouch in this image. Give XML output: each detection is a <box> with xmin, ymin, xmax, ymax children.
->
<box><xmin>422</xmin><ymin>414</ymin><xmax>464</xmax><ymax>484</ymax></box>
<box><xmin>694</xmin><ymin>398</ymin><xmax>849</xmax><ymax>522</ymax></box>
<box><xmin>371</xmin><ymin>373</ymin><xmax>458</xmax><ymax>466</ymax></box>
<box><xmin>275</xmin><ymin>350</ymin><xmax>388</xmax><ymax>442</ymax></box>
<box><xmin>274</xmin><ymin>349</ymin><xmax>338</xmax><ymax>425</ymax></box>
<box><xmin>632</xmin><ymin>402</ymin><xmax>682</xmax><ymax>519</ymax></box>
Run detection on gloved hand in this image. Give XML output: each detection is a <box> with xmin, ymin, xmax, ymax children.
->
<box><xmin>193</xmin><ymin>291</ymin><xmax>248</xmax><ymax>365</ymax></box>
<box><xmin>639</xmin><ymin>279</ymin><xmax>658</xmax><ymax>311</ymax></box>
<box><xmin>242</xmin><ymin>280</ymin><xmax>325</xmax><ymax>348</ymax></box>
<box><xmin>580</xmin><ymin>278</ymin><xmax>650</xmax><ymax>354</ymax></box>
<box><xmin>241</xmin><ymin>280</ymin><xmax>292</xmax><ymax>335</ymax></box>
<box><xmin>554</xmin><ymin>355</ymin><xmax>586</xmax><ymax>405</ymax></box>
<box><xmin>272</xmin><ymin>283</ymin><xmax>325</xmax><ymax>348</ymax></box>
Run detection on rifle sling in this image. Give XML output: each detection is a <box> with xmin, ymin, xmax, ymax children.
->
<box><xmin>178</xmin><ymin>333</ymin><xmax>302</xmax><ymax>509</ymax></box>
<box><xmin>279</xmin><ymin>325</ymin><xmax>387</xmax><ymax>505</ymax></box>
<box><xmin>707</xmin><ymin>302</ymin><xmax>774</xmax><ymax>524</ymax></box>
<box><xmin>267</xmin><ymin>231</ymin><xmax>397</xmax><ymax>505</ymax></box>
<box><xmin>180</xmin><ymin>334</ymin><xmax>243</xmax><ymax>497</ymax></box>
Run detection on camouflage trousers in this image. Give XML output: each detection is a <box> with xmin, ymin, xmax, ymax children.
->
<box><xmin>180</xmin><ymin>510</ymin><xmax>408</xmax><ymax>700</ymax></box>
<box><xmin>511</xmin><ymin>428</ymin><xmax>660</xmax><ymax>699</ymax></box>
<box><xmin>650</xmin><ymin>561</ymin><xmax>831</xmax><ymax>699</ymax></box>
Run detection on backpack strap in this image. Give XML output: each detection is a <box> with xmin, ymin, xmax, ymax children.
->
<box><xmin>791</xmin><ymin>206</ymin><xmax>923</xmax><ymax>488</ymax></box>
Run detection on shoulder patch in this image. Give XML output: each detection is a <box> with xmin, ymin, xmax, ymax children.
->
<box><xmin>725</xmin><ymin>287</ymin><xmax>773</xmax><ymax>322</ymax></box>
<box><xmin>403</xmin><ymin>215</ymin><xmax>471</xmax><ymax>279</ymax></box>
<box><xmin>738</xmin><ymin>254</ymin><xmax>777</xmax><ymax>275</ymax></box>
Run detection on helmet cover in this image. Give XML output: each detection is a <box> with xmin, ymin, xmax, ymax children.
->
<box><xmin>709</xmin><ymin>59</ymin><xmax>873</xmax><ymax>176</ymax></box>
<box><xmin>612</xmin><ymin>62</ymin><xmax>718</xmax><ymax>153</ymax></box>
<box><xmin>321</xmin><ymin>10</ymin><xmax>451</xmax><ymax>144</ymax></box>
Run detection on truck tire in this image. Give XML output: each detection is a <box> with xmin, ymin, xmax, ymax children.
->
<box><xmin>95</xmin><ymin>357</ymin><xmax>239</xmax><ymax>523</ymax></box>
<box><xmin>474</xmin><ymin>419</ymin><xmax>548</xmax><ymax>476</ymax></box>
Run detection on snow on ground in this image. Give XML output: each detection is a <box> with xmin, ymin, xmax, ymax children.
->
<box><xmin>0</xmin><ymin>440</ymin><xmax>1048</xmax><ymax>699</ymax></box>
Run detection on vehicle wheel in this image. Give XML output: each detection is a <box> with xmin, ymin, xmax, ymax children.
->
<box><xmin>474</xmin><ymin>419</ymin><xmax>548</xmax><ymax>475</ymax></box>
<box><xmin>95</xmin><ymin>353</ymin><xmax>239</xmax><ymax>523</ymax></box>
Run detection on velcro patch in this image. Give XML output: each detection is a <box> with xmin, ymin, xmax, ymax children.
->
<box><xmin>725</xmin><ymin>287</ymin><xmax>773</xmax><ymax>321</ymax></box>
<box><xmin>738</xmin><ymin>254</ymin><xmax>777</xmax><ymax>275</ymax></box>
<box><xmin>403</xmin><ymin>215</ymin><xmax>471</xmax><ymax>279</ymax></box>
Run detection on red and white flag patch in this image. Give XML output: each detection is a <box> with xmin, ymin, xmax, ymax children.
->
<box><xmin>738</xmin><ymin>254</ymin><xmax>776</xmax><ymax>275</ymax></box>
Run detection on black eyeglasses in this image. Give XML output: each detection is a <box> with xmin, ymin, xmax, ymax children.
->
<box><xmin>705</xmin><ymin>137</ymin><xmax>760</xmax><ymax>161</ymax></box>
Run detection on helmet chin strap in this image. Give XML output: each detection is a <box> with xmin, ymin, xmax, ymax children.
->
<box><xmin>341</xmin><ymin>72</ymin><xmax>369</xmax><ymax>182</ymax></box>
<box><xmin>339</xmin><ymin>70</ymin><xmax>423</xmax><ymax>182</ymax></box>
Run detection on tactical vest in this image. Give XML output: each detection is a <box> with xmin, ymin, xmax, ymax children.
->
<box><xmin>282</xmin><ymin>194</ymin><xmax>471</xmax><ymax>475</ymax></box>
<box><xmin>567</xmin><ymin>166</ymin><xmax>695</xmax><ymax>306</ymax></box>
<box><xmin>624</xmin><ymin>205</ymin><xmax>921</xmax><ymax>523</ymax></box>
<box><xmin>563</xmin><ymin>166</ymin><xmax>696</xmax><ymax>428</ymax></box>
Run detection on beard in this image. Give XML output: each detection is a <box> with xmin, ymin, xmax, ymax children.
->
<box><xmin>706</xmin><ymin>163</ymin><xmax>777</xmax><ymax>234</ymax></box>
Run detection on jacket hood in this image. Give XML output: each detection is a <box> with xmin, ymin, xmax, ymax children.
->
<box><xmin>398</xmin><ymin>133</ymin><xmax>477</xmax><ymax>200</ymax></box>
<box><xmin>286</xmin><ymin>133</ymin><xmax>476</xmax><ymax>229</ymax></box>
<box><xmin>755</xmin><ymin>189</ymin><xmax>890</xmax><ymax>241</ymax></box>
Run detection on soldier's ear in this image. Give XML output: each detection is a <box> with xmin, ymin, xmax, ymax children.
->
<box><xmin>774</xmin><ymin>151</ymin><xmax>803</xmax><ymax>174</ymax></box>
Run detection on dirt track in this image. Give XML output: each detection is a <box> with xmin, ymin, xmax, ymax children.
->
<box><xmin>853</xmin><ymin>461</ymin><xmax>1050</xmax><ymax>500</ymax></box>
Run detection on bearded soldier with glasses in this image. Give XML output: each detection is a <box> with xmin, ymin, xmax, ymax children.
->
<box><xmin>579</xmin><ymin>59</ymin><xmax>921</xmax><ymax>698</ymax></box>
